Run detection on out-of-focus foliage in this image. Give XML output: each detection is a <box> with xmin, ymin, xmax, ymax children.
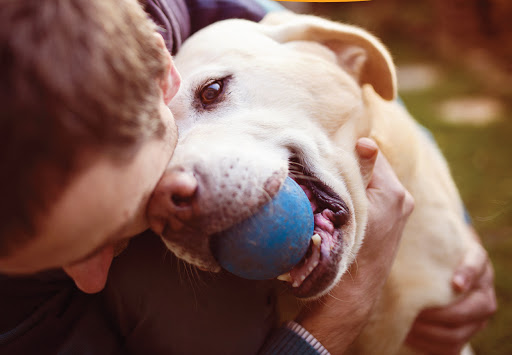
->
<box><xmin>289</xmin><ymin>0</ymin><xmax>512</xmax><ymax>97</ymax></box>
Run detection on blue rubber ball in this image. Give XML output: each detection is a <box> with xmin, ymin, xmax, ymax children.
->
<box><xmin>212</xmin><ymin>177</ymin><xmax>314</xmax><ymax>280</ymax></box>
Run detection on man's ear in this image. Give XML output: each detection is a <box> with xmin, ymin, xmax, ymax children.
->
<box><xmin>261</xmin><ymin>12</ymin><xmax>396</xmax><ymax>101</ymax></box>
<box><xmin>154</xmin><ymin>33</ymin><xmax>181</xmax><ymax>104</ymax></box>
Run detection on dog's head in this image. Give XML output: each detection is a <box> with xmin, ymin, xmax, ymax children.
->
<box><xmin>148</xmin><ymin>12</ymin><xmax>396</xmax><ymax>299</ymax></box>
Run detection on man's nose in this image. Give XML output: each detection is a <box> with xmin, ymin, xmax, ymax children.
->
<box><xmin>63</xmin><ymin>246</ymin><xmax>114</xmax><ymax>294</ymax></box>
<box><xmin>147</xmin><ymin>169</ymin><xmax>199</xmax><ymax>236</ymax></box>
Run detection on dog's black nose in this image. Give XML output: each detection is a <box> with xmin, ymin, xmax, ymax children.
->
<box><xmin>147</xmin><ymin>169</ymin><xmax>198</xmax><ymax>235</ymax></box>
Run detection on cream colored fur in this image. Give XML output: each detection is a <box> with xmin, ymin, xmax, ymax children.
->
<box><xmin>164</xmin><ymin>11</ymin><xmax>479</xmax><ymax>354</ymax></box>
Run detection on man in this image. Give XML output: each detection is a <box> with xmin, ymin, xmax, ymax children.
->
<box><xmin>0</xmin><ymin>0</ymin><xmax>495</xmax><ymax>354</ymax></box>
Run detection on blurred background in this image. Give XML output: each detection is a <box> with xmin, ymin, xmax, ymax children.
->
<box><xmin>280</xmin><ymin>1</ymin><xmax>512</xmax><ymax>354</ymax></box>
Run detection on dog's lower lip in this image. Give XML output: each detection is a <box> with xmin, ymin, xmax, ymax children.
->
<box><xmin>284</xmin><ymin>164</ymin><xmax>348</xmax><ymax>297</ymax></box>
<box><xmin>289</xmin><ymin>219</ymin><xmax>343</xmax><ymax>298</ymax></box>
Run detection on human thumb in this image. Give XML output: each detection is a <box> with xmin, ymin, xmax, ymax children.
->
<box><xmin>356</xmin><ymin>138</ymin><xmax>379</xmax><ymax>187</ymax></box>
<box><xmin>453</xmin><ymin>242</ymin><xmax>488</xmax><ymax>293</ymax></box>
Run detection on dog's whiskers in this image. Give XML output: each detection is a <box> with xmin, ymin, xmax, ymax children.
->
<box><xmin>288</xmin><ymin>171</ymin><xmax>321</xmax><ymax>183</ymax></box>
<box><xmin>288</xmin><ymin>160</ymin><xmax>305</xmax><ymax>169</ymax></box>
<box><xmin>347</xmin><ymin>259</ymin><xmax>358</xmax><ymax>281</ymax></box>
<box><xmin>179</xmin><ymin>261</ymin><xmax>200</xmax><ymax>310</ymax></box>
<box><xmin>183</xmin><ymin>260</ymin><xmax>194</xmax><ymax>283</ymax></box>
<box><xmin>255</xmin><ymin>183</ymin><xmax>273</xmax><ymax>204</ymax></box>
<box><xmin>326</xmin><ymin>291</ymin><xmax>347</xmax><ymax>303</ymax></box>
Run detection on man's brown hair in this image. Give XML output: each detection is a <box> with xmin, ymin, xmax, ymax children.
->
<box><xmin>0</xmin><ymin>0</ymin><xmax>168</xmax><ymax>255</ymax></box>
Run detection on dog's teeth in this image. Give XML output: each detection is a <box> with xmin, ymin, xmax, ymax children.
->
<box><xmin>277</xmin><ymin>273</ymin><xmax>292</xmax><ymax>282</ymax></box>
<box><xmin>313</xmin><ymin>260</ymin><xmax>319</xmax><ymax>267</ymax></box>
<box><xmin>312</xmin><ymin>233</ymin><xmax>321</xmax><ymax>246</ymax></box>
<box><xmin>292</xmin><ymin>281</ymin><xmax>300</xmax><ymax>288</ymax></box>
<box><xmin>308</xmin><ymin>266</ymin><xmax>314</xmax><ymax>273</ymax></box>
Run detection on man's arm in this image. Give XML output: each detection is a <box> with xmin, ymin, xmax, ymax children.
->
<box><xmin>265</xmin><ymin>139</ymin><xmax>496</xmax><ymax>355</ymax></box>
<box><xmin>406</xmin><ymin>228</ymin><xmax>497</xmax><ymax>354</ymax></box>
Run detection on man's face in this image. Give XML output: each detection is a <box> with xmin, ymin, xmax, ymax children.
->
<box><xmin>0</xmin><ymin>53</ymin><xmax>181</xmax><ymax>293</ymax></box>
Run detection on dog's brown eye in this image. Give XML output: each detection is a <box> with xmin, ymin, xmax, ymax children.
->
<box><xmin>200</xmin><ymin>80</ymin><xmax>223</xmax><ymax>105</ymax></box>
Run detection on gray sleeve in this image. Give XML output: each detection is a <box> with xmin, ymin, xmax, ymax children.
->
<box><xmin>259</xmin><ymin>321</ymin><xmax>330</xmax><ymax>355</ymax></box>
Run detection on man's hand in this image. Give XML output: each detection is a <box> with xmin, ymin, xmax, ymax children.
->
<box><xmin>406</xmin><ymin>230</ymin><xmax>497</xmax><ymax>355</ymax></box>
<box><xmin>297</xmin><ymin>138</ymin><xmax>414</xmax><ymax>354</ymax></box>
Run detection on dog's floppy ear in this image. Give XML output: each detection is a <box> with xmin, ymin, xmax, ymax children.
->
<box><xmin>261</xmin><ymin>12</ymin><xmax>396</xmax><ymax>101</ymax></box>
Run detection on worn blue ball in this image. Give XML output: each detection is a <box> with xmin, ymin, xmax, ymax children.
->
<box><xmin>213</xmin><ymin>177</ymin><xmax>314</xmax><ymax>280</ymax></box>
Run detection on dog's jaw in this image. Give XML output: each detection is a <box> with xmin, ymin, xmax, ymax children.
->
<box><xmin>272</xmin><ymin>160</ymin><xmax>352</xmax><ymax>298</ymax></box>
<box><xmin>149</xmin><ymin>120</ymin><xmax>364</xmax><ymax>299</ymax></box>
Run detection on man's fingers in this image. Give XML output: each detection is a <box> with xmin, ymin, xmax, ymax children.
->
<box><xmin>401</xmin><ymin>190</ymin><xmax>415</xmax><ymax>218</ymax></box>
<box><xmin>356</xmin><ymin>141</ymin><xmax>414</xmax><ymax>264</ymax></box>
<box><xmin>356</xmin><ymin>137</ymin><xmax>378</xmax><ymax>188</ymax></box>
<box><xmin>365</xmin><ymin>147</ymin><xmax>414</xmax><ymax>219</ymax></box>
<box><xmin>414</xmin><ymin>281</ymin><xmax>497</xmax><ymax>325</ymax></box>
<box><xmin>407</xmin><ymin>318</ymin><xmax>486</xmax><ymax>347</ymax></box>
<box><xmin>407</xmin><ymin>244</ymin><xmax>496</xmax><ymax>354</ymax></box>
<box><xmin>405</xmin><ymin>320</ymin><xmax>485</xmax><ymax>355</ymax></box>
<box><xmin>453</xmin><ymin>243</ymin><xmax>489</xmax><ymax>293</ymax></box>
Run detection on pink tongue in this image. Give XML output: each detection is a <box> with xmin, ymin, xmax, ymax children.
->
<box><xmin>315</xmin><ymin>210</ymin><xmax>335</xmax><ymax>234</ymax></box>
<box><xmin>288</xmin><ymin>182</ymin><xmax>336</xmax><ymax>288</ymax></box>
<box><xmin>288</xmin><ymin>209</ymin><xmax>336</xmax><ymax>288</ymax></box>
<box><xmin>63</xmin><ymin>246</ymin><xmax>114</xmax><ymax>294</ymax></box>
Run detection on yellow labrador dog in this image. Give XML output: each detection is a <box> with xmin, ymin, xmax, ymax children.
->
<box><xmin>148</xmin><ymin>11</ymin><xmax>479</xmax><ymax>355</ymax></box>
